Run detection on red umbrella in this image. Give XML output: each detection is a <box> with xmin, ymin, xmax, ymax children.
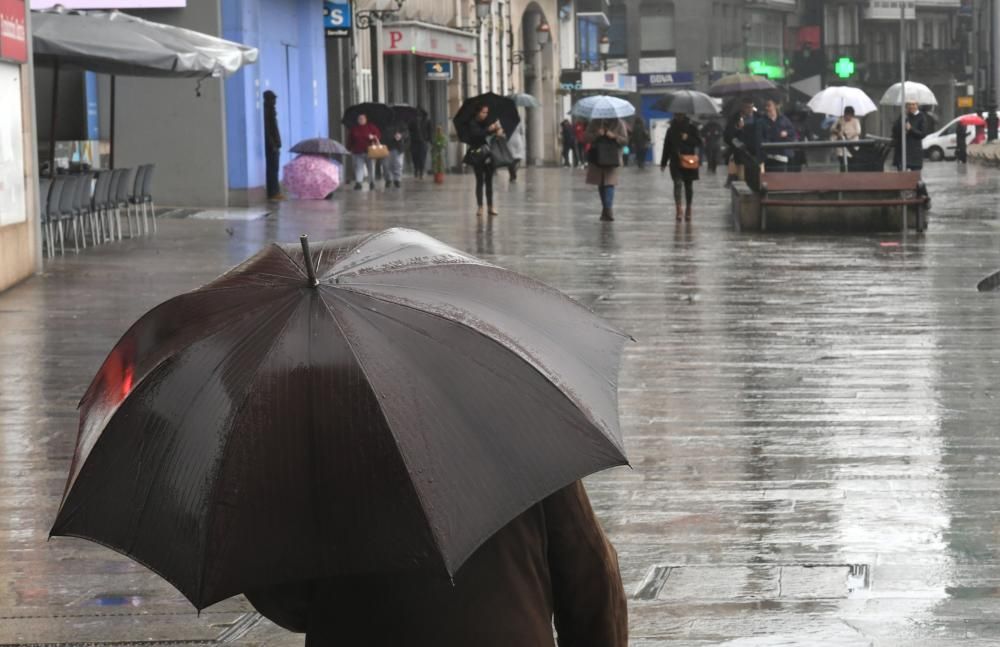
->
<box><xmin>959</xmin><ymin>114</ymin><xmax>986</xmax><ymax>127</ymax></box>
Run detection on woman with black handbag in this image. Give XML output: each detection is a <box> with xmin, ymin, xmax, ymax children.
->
<box><xmin>660</xmin><ymin>112</ymin><xmax>703</xmax><ymax>222</ymax></box>
<box><xmin>584</xmin><ymin>119</ymin><xmax>628</xmax><ymax>222</ymax></box>
<box><xmin>463</xmin><ymin>104</ymin><xmax>504</xmax><ymax>217</ymax></box>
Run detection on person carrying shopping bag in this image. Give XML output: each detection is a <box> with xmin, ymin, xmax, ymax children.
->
<box><xmin>660</xmin><ymin>112</ymin><xmax>703</xmax><ymax>222</ymax></box>
<box><xmin>585</xmin><ymin>119</ymin><xmax>628</xmax><ymax>222</ymax></box>
<box><xmin>348</xmin><ymin>113</ymin><xmax>383</xmax><ymax>191</ymax></box>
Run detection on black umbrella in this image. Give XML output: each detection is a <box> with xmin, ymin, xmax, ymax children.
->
<box><xmin>289</xmin><ymin>137</ymin><xmax>349</xmax><ymax>156</ymax></box>
<box><xmin>50</xmin><ymin>228</ymin><xmax>630</xmax><ymax>610</ymax></box>
<box><xmin>390</xmin><ymin>104</ymin><xmax>428</xmax><ymax>125</ymax></box>
<box><xmin>453</xmin><ymin>93</ymin><xmax>520</xmax><ymax>144</ymax></box>
<box><xmin>653</xmin><ymin>90</ymin><xmax>719</xmax><ymax>116</ymax></box>
<box><xmin>342</xmin><ymin>102</ymin><xmax>394</xmax><ymax>131</ymax></box>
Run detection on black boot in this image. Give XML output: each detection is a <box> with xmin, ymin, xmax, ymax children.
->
<box><xmin>600</xmin><ymin>207</ymin><xmax>613</xmax><ymax>222</ymax></box>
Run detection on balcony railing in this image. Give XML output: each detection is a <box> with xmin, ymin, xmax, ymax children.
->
<box><xmin>861</xmin><ymin>49</ymin><xmax>962</xmax><ymax>83</ymax></box>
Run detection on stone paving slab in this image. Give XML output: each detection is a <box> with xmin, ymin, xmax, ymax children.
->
<box><xmin>2</xmin><ymin>163</ymin><xmax>1000</xmax><ymax>643</ymax></box>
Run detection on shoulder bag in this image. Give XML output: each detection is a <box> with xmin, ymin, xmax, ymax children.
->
<box><xmin>367</xmin><ymin>138</ymin><xmax>389</xmax><ymax>160</ymax></box>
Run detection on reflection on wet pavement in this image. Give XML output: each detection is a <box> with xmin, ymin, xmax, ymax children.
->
<box><xmin>1</xmin><ymin>163</ymin><xmax>1000</xmax><ymax>644</ymax></box>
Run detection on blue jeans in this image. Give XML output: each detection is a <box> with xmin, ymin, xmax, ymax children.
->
<box><xmin>598</xmin><ymin>184</ymin><xmax>615</xmax><ymax>208</ymax></box>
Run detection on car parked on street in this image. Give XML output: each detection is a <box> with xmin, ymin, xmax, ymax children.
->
<box><xmin>923</xmin><ymin>112</ymin><xmax>998</xmax><ymax>161</ymax></box>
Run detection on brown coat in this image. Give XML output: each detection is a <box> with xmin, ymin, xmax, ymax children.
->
<box><xmin>585</xmin><ymin>119</ymin><xmax>629</xmax><ymax>186</ymax></box>
<box><xmin>246</xmin><ymin>481</ymin><xmax>628</xmax><ymax>647</ymax></box>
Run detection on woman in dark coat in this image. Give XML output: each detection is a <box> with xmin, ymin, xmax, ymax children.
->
<box><xmin>892</xmin><ymin>101</ymin><xmax>929</xmax><ymax>171</ymax></box>
<box><xmin>410</xmin><ymin>114</ymin><xmax>431</xmax><ymax>178</ymax></box>
<box><xmin>245</xmin><ymin>481</ymin><xmax>628</xmax><ymax>647</ymax></box>
<box><xmin>463</xmin><ymin>103</ymin><xmax>503</xmax><ymax>217</ymax></box>
<box><xmin>660</xmin><ymin>112</ymin><xmax>702</xmax><ymax>222</ymax></box>
<box><xmin>584</xmin><ymin>118</ymin><xmax>629</xmax><ymax>222</ymax></box>
<box><xmin>629</xmin><ymin>117</ymin><xmax>651</xmax><ymax>169</ymax></box>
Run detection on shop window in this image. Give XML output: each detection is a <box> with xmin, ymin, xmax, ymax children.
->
<box><xmin>639</xmin><ymin>0</ymin><xmax>674</xmax><ymax>56</ymax></box>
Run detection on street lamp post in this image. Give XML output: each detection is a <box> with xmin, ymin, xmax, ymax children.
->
<box><xmin>355</xmin><ymin>0</ymin><xmax>406</xmax><ymax>103</ymax></box>
<box><xmin>511</xmin><ymin>21</ymin><xmax>551</xmax><ymax>66</ymax></box>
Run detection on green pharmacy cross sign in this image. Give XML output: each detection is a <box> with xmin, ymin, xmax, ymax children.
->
<box><xmin>835</xmin><ymin>57</ymin><xmax>856</xmax><ymax>79</ymax></box>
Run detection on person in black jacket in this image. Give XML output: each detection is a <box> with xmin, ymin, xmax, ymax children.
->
<box><xmin>755</xmin><ymin>98</ymin><xmax>796</xmax><ymax>174</ymax></box>
<box><xmin>463</xmin><ymin>104</ymin><xmax>504</xmax><ymax>217</ymax></box>
<box><xmin>383</xmin><ymin>121</ymin><xmax>409</xmax><ymax>189</ymax></box>
<box><xmin>263</xmin><ymin>90</ymin><xmax>283</xmax><ymax>200</ymax></box>
<box><xmin>893</xmin><ymin>101</ymin><xmax>929</xmax><ymax>171</ymax></box>
<box><xmin>660</xmin><ymin>112</ymin><xmax>703</xmax><ymax>222</ymax></box>
<box><xmin>410</xmin><ymin>114</ymin><xmax>431</xmax><ymax>179</ymax></box>
<box><xmin>723</xmin><ymin>97</ymin><xmax>756</xmax><ymax>186</ymax></box>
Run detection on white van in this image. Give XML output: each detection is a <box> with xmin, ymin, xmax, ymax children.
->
<box><xmin>922</xmin><ymin>113</ymin><xmax>997</xmax><ymax>161</ymax></box>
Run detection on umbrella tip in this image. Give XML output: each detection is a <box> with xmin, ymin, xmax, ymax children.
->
<box><xmin>299</xmin><ymin>235</ymin><xmax>319</xmax><ymax>288</ymax></box>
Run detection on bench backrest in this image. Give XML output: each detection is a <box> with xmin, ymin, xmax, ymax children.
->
<box><xmin>762</xmin><ymin>171</ymin><xmax>921</xmax><ymax>193</ymax></box>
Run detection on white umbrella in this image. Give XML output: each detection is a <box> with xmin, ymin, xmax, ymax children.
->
<box><xmin>880</xmin><ymin>81</ymin><xmax>937</xmax><ymax>106</ymax></box>
<box><xmin>808</xmin><ymin>86</ymin><xmax>878</xmax><ymax>117</ymax></box>
<box><xmin>571</xmin><ymin>95</ymin><xmax>635</xmax><ymax>120</ymax></box>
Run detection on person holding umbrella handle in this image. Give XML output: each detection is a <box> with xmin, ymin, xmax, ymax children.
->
<box><xmin>348</xmin><ymin>113</ymin><xmax>382</xmax><ymax>191</ymax></box>
<box><xmin>463</xmin><ymin>104</ymin><xmax>504</xmax><ymax>217</ymax></box>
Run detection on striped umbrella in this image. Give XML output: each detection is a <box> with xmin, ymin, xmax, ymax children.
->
<box><xmin>571</xmin><ymin>95</ymin><xmax>635</xmax><ymax>120</ymax></box>
<box><xmin>708</xmin><ymin>73</ymin><xmax>779</xmax><ymax>98</ymax></box>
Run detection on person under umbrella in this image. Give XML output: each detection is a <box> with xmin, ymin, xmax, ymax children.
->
<box><xmin>585</xmin><ymin>118</ymin><xmax>629</xmax><ymax>222</ymax></box>
<box><xmin>724</xmin><ymin>97</ymin><xmax>756</xmax><ymax>187</ymax></box>
<box><xmin>462</xmin><ymin>102</ymin><xmax>504</xmax><ymax>217</ymax></box>
<box><xmin>263</xmin><ymin>90</ymin><xmax>283</xmax><ymax>201</ymax></box>
<box><xmin>347</xmin><ymin>113</ymin><xmax>382</xmax><ymax>191</ymax></box>
<box><xmin>561</xmin><ymin>119</ymin><xmax>576</xmax><ymax>167</ymax></box>
<box><xmin>629</xmin><ymin>118</ymin><xmax>651</xmax><ymax>169</ymax></box>
<box><xmin>383</xmin><ymin>120</ymin><xmax>409</xmax><ymax>189</ymax></box>
<box><xmin>660</xmin><ymin>112</ymin><xmax>703</xmax><ymax>222</ymax></box>
<box><xmin>701</xmin><ymin>120</ymin><xmax>723</xmax><ymax>173</ymax></box>
<box><xmin>892</xmin><ymin>101</ymin><xmax>929</xmax><ymax>172</ymax></box>
<box><xmin>830</xmin><ymin>106</ymin><xmax>862</xmax><ymax>172</ymax></box>
<box><xmin>755</xmin><ymin>98</ymin><xmax>796</xmax><ymax>174</ymax></box>
<box><xmin>409</xmin><ymin>112</ymin><xmax>432</xmax><ymax>179</ymax></box>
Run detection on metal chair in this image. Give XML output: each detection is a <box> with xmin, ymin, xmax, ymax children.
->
<box><xmin>129</xmin><ymin>165</ymin><xmax>148</xmax><ymax>235</ymax></box>
<box><xmin>112</xmin><ymin>168</ymin><xmax>135</xmax><ymax>238</ymax></box>
<box><xmin>55</xmin><ymin>175</ymin><xmax>82</xmax><ymax>253</ymax></box>
<box><xmin>140</xmin><ymin>164</ymin><xmax>156</xmax><ymax>233</ymax></box>
<box><xmin>71</xmin><ymin>172</ymin><xmax>94</xmax><ymax>248</ymax></box>
<box><xmin>91</xmin><ymin>170</ymin><xmax>116</xmax><ymax>242</ymax></box>
<box><xmin>41</xmin><ymin>177</ymin><xmax>63</xmax><ymax>258</ymax></box>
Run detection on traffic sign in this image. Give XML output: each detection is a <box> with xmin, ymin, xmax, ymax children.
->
<box><xmin>323</xmin><ymin>1</ymin><xmax>351</xmax><ymax>38</ymax></box>
<box><xmin>425</xmin><ymin>60</ymin><xmax>452</xmax><ymax>81</ymax></box>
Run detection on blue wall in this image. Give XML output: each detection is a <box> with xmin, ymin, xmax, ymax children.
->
<box><xmin>222</xmin><ymin>0</ymin><xmax>329</xmax><ymax>194</ymax></box>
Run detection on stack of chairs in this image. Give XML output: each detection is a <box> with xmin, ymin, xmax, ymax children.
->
<box><xmin>40</xmin><ymin>164</ymin><xmax>157</xmax><ymax>257</ymax></box>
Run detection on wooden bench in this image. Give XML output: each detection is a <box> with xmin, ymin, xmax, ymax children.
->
<box><xmin>759</xmin><ymin>171</ymin><xmax>928</xmax><ymax>232</ymax></box>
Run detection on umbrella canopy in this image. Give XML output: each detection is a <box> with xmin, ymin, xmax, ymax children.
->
<box><xmin>571</xmin><ymin>95</ymin><xmax>636</xmax><ymax>120</ymax></box>
<box><xmin>453</xmin><ymin>93</ymin><xmax>520</xmax><ymax>144</ymax></box>
<box><xmin>290</xmin><ymin>137</ymin><xmax>349</xmax><ymax>156</ymax></box>
<box><xmin>32</xmin><ymin>8</ymin><xmax>258</xmax><ymax>78</ymax></box>
<box><xmin>880</xmin><ymin>81</ymin><xmax>938</xmax><ymax>106</ymax></box>
<box><xmin>50</xmin><ymin>228</ymin><xmax>630</xmax><ymax>610</ymax></box>
<box><xmin>652</xmin><ymin>90</ymin><xmax>719</xmax><ymax>116</ymax></box>
<box><xmin>959</xmin><ymin>114</ymin><xmax>986</xmax><ymax>127</ymax></box>
<box><xmin>708</xmin><ymin>73</ymin><xmax>779</xmax><ymax>98</ymax></box>
<box><xmin>282</xmin><ymin>155</ymin><xmax>341</xmax><ymax>199</ymax></box>
<box><xmin>390</xmin><ymin>104</ymin><xmax>428</xmax><ymax>125</ymax></box>
<box><xmin>507</xmin><ymin>92</ymin><xmax>540</xmax><ymax>108</ymax></box>
<box><xmin>342</xmin><ymin>102</ymin><xmax>395</xmax><ymax>131</ymax></box>
<box><xmin>807</xmin><ymin>86</ymin><xmax>878</xmax><ymax>117</ymax></box>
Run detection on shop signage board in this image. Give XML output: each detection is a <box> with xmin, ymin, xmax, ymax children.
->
<box><xmin>957</xmin><ymin>96</ymin><xmax>974</xmax><ymax>109</ymax></box>
<box><xmin>425</xmin><ymin>60</ymin><xmax>452</xmax><ymax>81</ymax></box>
<box><xmin>635</xmin><ymin>72</ymin><xmax>694</xmax><ymax>89</ymax></box>
<box><xmin>0</xmin><ymin>0</ymin><xmax>27</xmax><ymax>64</ymax></box>
<box><xmin>323</xmin><ymin>0</ymin><xmax>351</xmax><ymax>38</ymax></box>
<box><xmin>580</xmin><ymin>71</ymin><xmax>637</xmax><ymax>93</ymax></box>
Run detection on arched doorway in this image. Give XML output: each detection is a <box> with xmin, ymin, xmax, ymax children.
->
<box><xmin>520</xmin><ymin>3</ymin><xmax>555</xmax><ymax>166</ymax></box>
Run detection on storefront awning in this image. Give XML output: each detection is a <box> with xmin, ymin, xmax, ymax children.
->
<box><xmin>382</xmin><ymin>21</ymin><xmax>475</xmax><ymax>63</ymax></box>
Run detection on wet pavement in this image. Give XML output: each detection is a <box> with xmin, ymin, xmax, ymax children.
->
<box><xmin>2</xmin><ymin>162</ymin><xmax>1000</xmax><ymax>645</ymax></box>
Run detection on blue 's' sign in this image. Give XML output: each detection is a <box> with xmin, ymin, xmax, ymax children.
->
<box><xmin>324</xmin><ymin>1</ymin><xmax>352</xmax><ymax>38</ymax></box>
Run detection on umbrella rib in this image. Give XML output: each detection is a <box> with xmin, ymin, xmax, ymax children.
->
<box><xmin>313</xmin><ymin>291</ymin><xmax>452</xmax><ymax>574</ymax></box>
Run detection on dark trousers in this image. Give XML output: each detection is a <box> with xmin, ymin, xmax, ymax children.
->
<box><xmin>266</xmin><ymin>147</ymin><xmax>281</xmax><ymax>197</ymax></box>
<box><xmin>633</xmin><ymin>147</ymin><xmax>647</xmax><ymax>168</ymax></box>
<box><xmin>509</xmin><ymin>159</ymin><xmax>520</xmax><ymax>181</ymax></box>
<box><xmin>673</xmin><ymin>178</ymin><xmax>694</xmax><ymax>205</ymax></box>
<box><xmin>474</xmin><ymin>165</ymin><xmax>494</xmax><ymax>207</ymax></box>
<box><xmin>562</xmin><ymin>143</ymin><xmax>575</xmax><ymax>166</ymax></box>
<box><xmin>411</xmin><ymin>144</ymin><xmax>427</xmax><ymax>177</ymax></box>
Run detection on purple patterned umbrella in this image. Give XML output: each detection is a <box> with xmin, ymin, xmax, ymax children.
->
<box><xmin>282</xmin><ymin>155</ymin><xmax>341</xmax><ymax>200</ymax></box>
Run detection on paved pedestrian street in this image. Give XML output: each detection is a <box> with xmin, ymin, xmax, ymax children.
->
<box><xmin>2</xmin><ymin>163</ymin><xmax>1000</xmax><ymax>645</ymax></box>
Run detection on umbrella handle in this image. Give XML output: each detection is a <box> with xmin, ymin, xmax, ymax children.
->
<box><xmin>300</xmin><ymin>235</ymin><xmax>319</xmax><ymax>288</ymax></box>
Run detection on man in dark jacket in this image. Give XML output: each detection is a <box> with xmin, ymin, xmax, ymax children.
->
<box><xmin>561</xmin><ymin>119</ymin><xmax>576</xmax><ymax>167</ymax></box>
<box><xmin>723</xmin><ymin>97</ymin><xmax>756</xmax><ymax>186</ymax></box>
<box><xmin>755</xmin><ymin>98</ymin><xmax>796</xmax><ymax>174</ymax></box>
<box><xmin>263</xmin><ymin>90</ymin><xmax>283</xmax><ymax>200</ymax></box>
<box><xmin>245</xmin><ymin>481</ymin><xmax>628</xmax><ymax>647</ymax></box>
<box><xmin>893</xmin><ymin>101</ymin><xmax>929</xmax><ymax>171</ymax></box>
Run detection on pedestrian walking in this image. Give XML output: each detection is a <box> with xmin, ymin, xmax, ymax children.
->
<box><xmin>574</xmin><ymin>120</ymin><xmax>587</xmax><ymax>167</ymax></box>
<box><xmin>830</xmin><ymin>106</ymin><xmax>862</xmax><ymax>172</ymax></box>
<box><xmin>507</xmin><ymin>121</ymin><xmax>525</xmax><ymax>182</ymax></box>
<box><xmin>463</xmin><ymin>103</ymin><xmax>503</xmax><ymax>217</ymax></box>
<box><xmin>892</xmin><ymin>101</ymin><xmax>929</xmax><ymax>171</ymax></box>
<box><xmin>629</xmin><ymin>117</ymin><xmax>651</xmax><ymax>169</ymax></box>
<box><xmin>561</xmin><ymin>119</ymin><xmax>576</xmax><ymax>167</ymax></box>
<box><xmin>585</xmin><ymin>118</ymin><xmax>628</xmax><ymax>222</ymax></box>
<box><xmin>263</xmin><ymin>90</ymin><xmax>284</xmax><ymax>200</ymax></box>
<box><xmin>660</xmin><ymin>112</ymin><xmax>702</xmax><ymax>222</ymax></box>
<box><xmin>755</xmin><ymin>98</ymin><xmax>796</xmax><ymax>174</ymax></box>
<box><xmin>701</xmin><ymin>120</ymin><xmax>723</xmax><ymax>173</ymax></box>
<box><xmin>347</xmin><ymin>113</ymin><xmax>382</xmax><ymax>191</ymax></box>
<box><xmin>955</xmin><ymin>119</ymin><xmax>968</xmax><ymax>164</ymax></box>
<box><xmin>383</xmin><ymin>120</ymin><xmax>408</xmax><ymax>189</ymax></box>
<box><xmin>410</xmin><ymin>113</ymin><xmax>431</xmax><ymax>178</ymax></box>
<box><xmin>723</xmin><ymin>97</ymin><xmax>756</xmax><ymax>186</ymax></box>
<box><xmin>246</xmin><ymin>480</ymin><xmax>628</xmax><ymax>646</ymax></box>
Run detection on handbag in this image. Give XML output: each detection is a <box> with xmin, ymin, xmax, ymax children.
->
<box><xmin>679</xmin><ymin>154</ymin><xmax>700</xmax><ymax>170</ymax></box>
<box><xmin>463</xmin><ymin>145</ymin><xmax>490</xmax><ymax>166</ymax></box>
<box><xmin>591</xmin><ymin>138</ymin><xmax>621</xmax><ymax>168</ymax></box>
<box><xmin>489</xmin><ymin>137</ymin><xmax>515</xmax><ymax>168</ymax></box>
<box><xmin>367</xmin><ymin>139</ymin><xmax>389</xmax><ymax>160</ymax></box>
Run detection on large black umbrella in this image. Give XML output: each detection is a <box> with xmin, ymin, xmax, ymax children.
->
<box><xmin>390</xmin><ymin>104</ymin><xmax>427</xmax><ymax>125</ymax></box>
<box><xmin>341</xmin><ymin>102</ymin><xmax>394</xmax><ymax>131</ymax></box>
<box><xmin>50</xmin><ymin>228</ymin><xmax>630</xmax><ymax>610</ymax></box>
<box><xmin>653</xmin><ymin>90</ymin><xmax>719</xmax><ymax>116</ymax></box>
<box><xmin>453</xmin><ymin>92</ymin><xmax>520</xmax><ymax>144</ymax></box>
<box><xmin>708</xmin><ymin>73</ymin><xmax>780</xmax><ymax>98</ymax></box>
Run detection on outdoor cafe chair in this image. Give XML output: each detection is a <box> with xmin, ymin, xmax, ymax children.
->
<box><xmin>112</xmin><ymin>168</ymin><xmax>135</xmax><ymax>238</ymax></box>
<box><xmin>140</xmin><ymin>164</ymin><xmax>156</xmax><ymax>233</ymax></box>
<box><xmin>71</xmin><ymin>171</ymin><xmax>95</xmax><ymax>248</ymax></box>
<box><xmin>129</xmin><ymin>165</ymin><xmax>148</xmax><ymax>235</ymax></box>
<box><xmin>56</xmin><ymin>175</ymin><xmax>82</xmax><ymax>254</ymax></box>
<box><xmin>91</xmin><ymin>170</ymin><xmax>117</xmax><ymax>243</ymax></box>
<box><xmin>41</xmin><ymin>177</ymin><xmax>62</xmax><ymax>258</ymax></box>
